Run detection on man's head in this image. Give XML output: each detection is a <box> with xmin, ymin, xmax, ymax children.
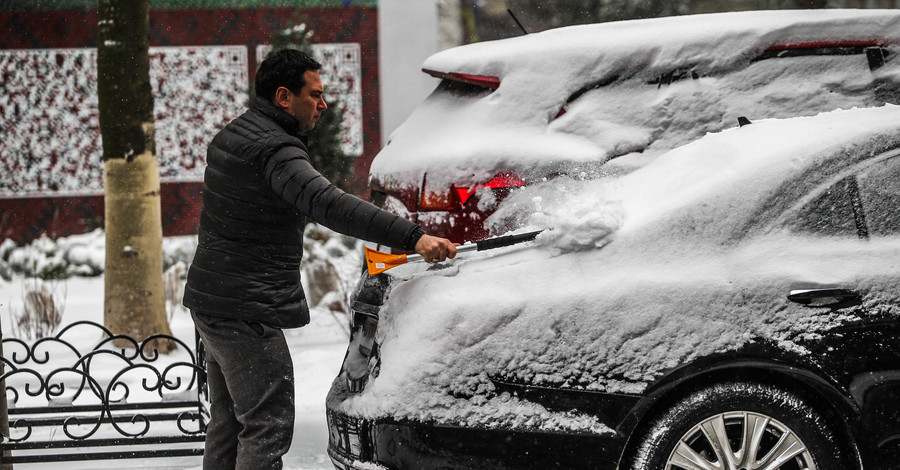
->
<box><xmin>255</xmin><ymin>49</ymin><xmax>327</xmax><ymax>132</ymax></box>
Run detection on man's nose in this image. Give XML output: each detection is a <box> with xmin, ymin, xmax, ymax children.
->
<box><xmin>319</xmin><ymin>99</ymin><xmax>327</xmax><ymax>110</ymax></box>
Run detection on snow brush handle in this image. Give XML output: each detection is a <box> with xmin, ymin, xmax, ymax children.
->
<box><xmin>475</xmin><ymin>229</ymin><xmax>542</xmax><ymax>251</ymax></box>
<box><xmin>408</xmin><ymin>229</ymin><xmax>544</xmax><ymax>262</ymax></box>
<box><xmin>365</xmin><ymin>230</ymin><xmax>544</xmax><ymax>275</ymax></box>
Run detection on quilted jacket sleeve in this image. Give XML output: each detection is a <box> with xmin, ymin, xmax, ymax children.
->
<box><xmin>264</xmin><ymin>145</ymin><xmax>422</xmax><ymax>251</ymax></box>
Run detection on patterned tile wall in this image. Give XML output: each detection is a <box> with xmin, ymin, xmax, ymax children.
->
<box><xmin>0</xmin><ymin>6</ymin><xmax>379</xmax><ymax>243</ymax></box>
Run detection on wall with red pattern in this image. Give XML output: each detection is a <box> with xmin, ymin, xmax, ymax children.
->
<box><xmin>0</xmin><ymin>6</ymin><xmax>380</xmax><ymax>244</ymax></box>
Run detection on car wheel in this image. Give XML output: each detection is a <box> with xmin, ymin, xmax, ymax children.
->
<box><xmin>624</xmin><ymin>381</ymin><xmax>852</xmax><ymax>470</ymax></box>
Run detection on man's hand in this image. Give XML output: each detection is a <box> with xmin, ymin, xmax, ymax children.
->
<box><xmin>414</xmin><ymin>234</ymin><xmax>457</xmax><ymax>263</ymax></box>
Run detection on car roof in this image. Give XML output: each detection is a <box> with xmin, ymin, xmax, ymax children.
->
<box><xmin>373</xmin><ymin>10</ymin><xmax>900</xmax><ymax>185</ymax></box>
<box><xmin>424</xmin><ymin>9</ymin><xmax>900</xmax><ymax>89</ymax></box>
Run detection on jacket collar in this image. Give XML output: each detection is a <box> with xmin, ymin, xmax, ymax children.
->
<box><xmin>252</xmin><ymin>96</ymin><xmax>302</xmax><ymax>137</ymax></box>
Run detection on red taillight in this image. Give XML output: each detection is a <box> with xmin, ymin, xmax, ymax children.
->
<box><xmin>422</xmin><ymin>69</ymin><xmax>501</xmax><ymax>90</ymax></box>
<box><xmin>555</xmin><ymin>106</ymin><xmax>568</xmax><ymax>119</ymax></box>
<box><xmin>419</xmin><ymin>174</ymin><xmax>458</xmax><ymax>210</ymax></box>
<box><xmin>419</xmin><ymin>171</ymin><xmax>525</xmax><ymax>211</ymax></box>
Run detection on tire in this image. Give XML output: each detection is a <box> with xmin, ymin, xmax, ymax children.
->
<box><xmin>624</xmin><ymin>381</ymin><xmax>852</xmax><ymax>470</ymax></box>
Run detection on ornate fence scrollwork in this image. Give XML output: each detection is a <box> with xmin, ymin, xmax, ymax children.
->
<box><xmin>0</xmin><ymin>320</ymin><xmax>208</xmax><ymax>463</ymax></box>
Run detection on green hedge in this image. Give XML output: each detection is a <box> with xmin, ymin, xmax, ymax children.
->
<box><xmin>0</xmin><ymin>0</ymin><xmax>376</xmax><ymax>11</ymax></box>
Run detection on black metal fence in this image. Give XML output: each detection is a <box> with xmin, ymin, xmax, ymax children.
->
<box><xmin>0</xmin><ymin>320</ymin><xmax>208</xmax><ymax>463</ymax></box>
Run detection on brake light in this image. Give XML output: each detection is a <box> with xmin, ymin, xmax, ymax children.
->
<box><xmin>555</xmin><ymin>106</ymin><xmax>568</xmax><ymax>119</ymax></box>
<box><xmin>419</xmin><ymin>171</ymin><xmax>525</xmax><ymax>211</ymax></box>
<box><xmin>423</xmin><ymin>69</ymin><xmax>501</xmax><ymax>90</ymax></box>
<box><xmin>419</xmin><ymin>173</ymin><xmax>457</xmax><ymax>210</ymax></box>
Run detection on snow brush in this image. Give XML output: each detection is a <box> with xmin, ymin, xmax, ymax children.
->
<box><xmin>364</xmin><ymin>230</ymin><xmax>543</xmax><ymax>275</ymax></box>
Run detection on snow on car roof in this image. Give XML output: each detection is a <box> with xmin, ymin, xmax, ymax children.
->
<box><xmin>371</xmin><ymin>10</ymin><xmax>900</xmax><ymax>185</ymax></box>
<box><xmin>342</xmin><ymin>105</ymin><xmax>900</xmax><ymax>431</ymax></box>
<box><xmin>424</xmin><ymin>9</ymin><xmax>900</xmax><ymax>83</ymax></box>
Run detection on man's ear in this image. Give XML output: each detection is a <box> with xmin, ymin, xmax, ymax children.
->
<box><xmin>273</xmin><ymin>86</ymin><xmax>292</xmax><ymax>109</ymax></box>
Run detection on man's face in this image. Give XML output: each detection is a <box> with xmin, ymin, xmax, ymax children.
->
<box><xmin>276</xmin><ymin>70</ymin><xmax>327</xmax><ymax>132</ymax></box>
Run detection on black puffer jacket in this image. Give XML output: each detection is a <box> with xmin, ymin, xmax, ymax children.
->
<box><xmin>183</xmin><ymin>97</ymin><xmax>422</xmax><ymax>328</ymax></box>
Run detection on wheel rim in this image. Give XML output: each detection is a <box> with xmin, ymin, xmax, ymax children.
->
<box><xmin>666</xmin><ymin>411</ymin><xmax>817</xmax><ymax>470</ymax></box>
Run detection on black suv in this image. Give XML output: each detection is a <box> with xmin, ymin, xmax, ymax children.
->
<box><xmin>328</xmin><ymin>105</ymin><xmax>900</xmax><ymax>470</ymax></box>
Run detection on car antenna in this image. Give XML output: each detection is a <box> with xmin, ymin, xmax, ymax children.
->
<box><xmin>508</xmin><ymin>9</ymin><xmax>529</xmax><ymax>35</ymax></box>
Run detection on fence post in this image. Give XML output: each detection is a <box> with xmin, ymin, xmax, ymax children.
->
<box><xmin>0</xmin><ymin>322</ymin><xmax>11</xmax><ymax>469</ymax></box>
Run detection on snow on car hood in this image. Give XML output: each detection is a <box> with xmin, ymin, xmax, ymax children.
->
<box><xmin>338</xmin><ymin>106</ymin><xmax>900</xmax><ymax>432</ymax></box>
<box><xmin>370</xmin><ymin>9</ymin><xmax>900</xmax><ymax>190</ymax></box>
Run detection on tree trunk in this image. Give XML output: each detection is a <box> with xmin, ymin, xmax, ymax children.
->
<box><xmin>97</xmin><ymin>0</ymin><xmax>173</xmax><ymax>351</ymax></box>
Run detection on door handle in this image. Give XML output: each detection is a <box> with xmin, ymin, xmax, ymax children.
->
<box><xmin>787</xmin><ymin>288</ymin><xmax>862</xmax><ymax>309</ymax></box>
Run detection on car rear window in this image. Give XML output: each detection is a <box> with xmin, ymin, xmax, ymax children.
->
<box><xmin>434</xmin><ymin>78</ymin><xmax>494</xmax><ymax>98</ymax></box>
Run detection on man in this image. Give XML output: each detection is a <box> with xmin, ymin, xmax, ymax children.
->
<box><xmin>183</xmin><ymin>49</ymin><xmax>456</xmax><ymax>470</ymax></box>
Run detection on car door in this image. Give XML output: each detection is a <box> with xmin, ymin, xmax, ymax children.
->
<box><xmin>776</xmin><ymin>147</ymin><xmax>900</xmax><ymax>464</ymax></box>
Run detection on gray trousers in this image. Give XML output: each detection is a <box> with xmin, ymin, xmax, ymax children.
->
<box><xmin>191</xmin><ymin>311</ymin><xmax>295</xmax><ymax>470</ymax></box>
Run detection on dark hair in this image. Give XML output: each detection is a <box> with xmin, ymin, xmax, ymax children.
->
<box><xmin>254</xmin><ymin>48</ymin><xmax>322</xmax><ymax>101</ymax></box>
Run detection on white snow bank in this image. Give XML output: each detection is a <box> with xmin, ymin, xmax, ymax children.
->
<box><xmin>1</xmin><ymin>229</ymin><xmax>198</xmax><ymax>279</ymax></box>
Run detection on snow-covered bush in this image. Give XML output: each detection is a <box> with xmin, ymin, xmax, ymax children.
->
<box><xmin>164</xmin><ymin>260</ymin><xmax>188</xmax><ymax>320</ymax></box>
<box><xmin>2</xmin><ymin>230</ymin><xmax>196</xmax><ymax>281</ymax></box>
<box><xmin>0</xmin><ymin>238</ymin><xmax>16</xmax><ymax>281</ymax></box>
<box><xmin>6</xmin><ymin>235</ymin><xmax>70</xmax><ymax>280</ymax></box>
<box><xmin>10</xmin><ymin>277</ymin><xmax>64</xmax><ymax>339</ymax></box>
<box><xmin>302</xmin><ymin>223</ymin><xmax>364</xmax><ymax>312</ymax></box>
<box><xmin>162</xmin><ymin>235</ymin><xmax>197</xmax><ymax>272</ymax></box>
<box><xmin>2</xmin><ymin>227</ymin><xmax>363</xmax><ymax>314</ymax></box>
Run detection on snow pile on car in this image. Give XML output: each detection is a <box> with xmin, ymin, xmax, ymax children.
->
<box><xmin>424</xmin><ymin>10</ymin><xmax>900</xmax><ymax>83</ymax></box>
<box><xmin>339</xmin><ymin>106</ymin><xmax>900</xmax><ymax>431</ymax></box>
<box><xmin>371</xmin><ymin>9</ymin><xmax>900</xmax><ymax>190</ymax></box>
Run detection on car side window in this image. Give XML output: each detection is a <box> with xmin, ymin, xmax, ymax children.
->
<box><xmin>785</xmin><ymin>176</ymin><xmax>864</xmax><ymax>238</ymax></box>
<box><xmin>857</xmin><ymin>156</ymin><xmax>900</xmax><ymax>236</ymax></box>
<box><xmin>786</xmin><ymin>155</ymin><xmax>899</xmax><ymax>238</ymax></box>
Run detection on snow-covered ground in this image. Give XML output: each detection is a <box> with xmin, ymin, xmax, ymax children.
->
<box><xmin>0</xmin><ymin>232</ymin><xmax>357</xmax><ymax>469</ymax></box>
